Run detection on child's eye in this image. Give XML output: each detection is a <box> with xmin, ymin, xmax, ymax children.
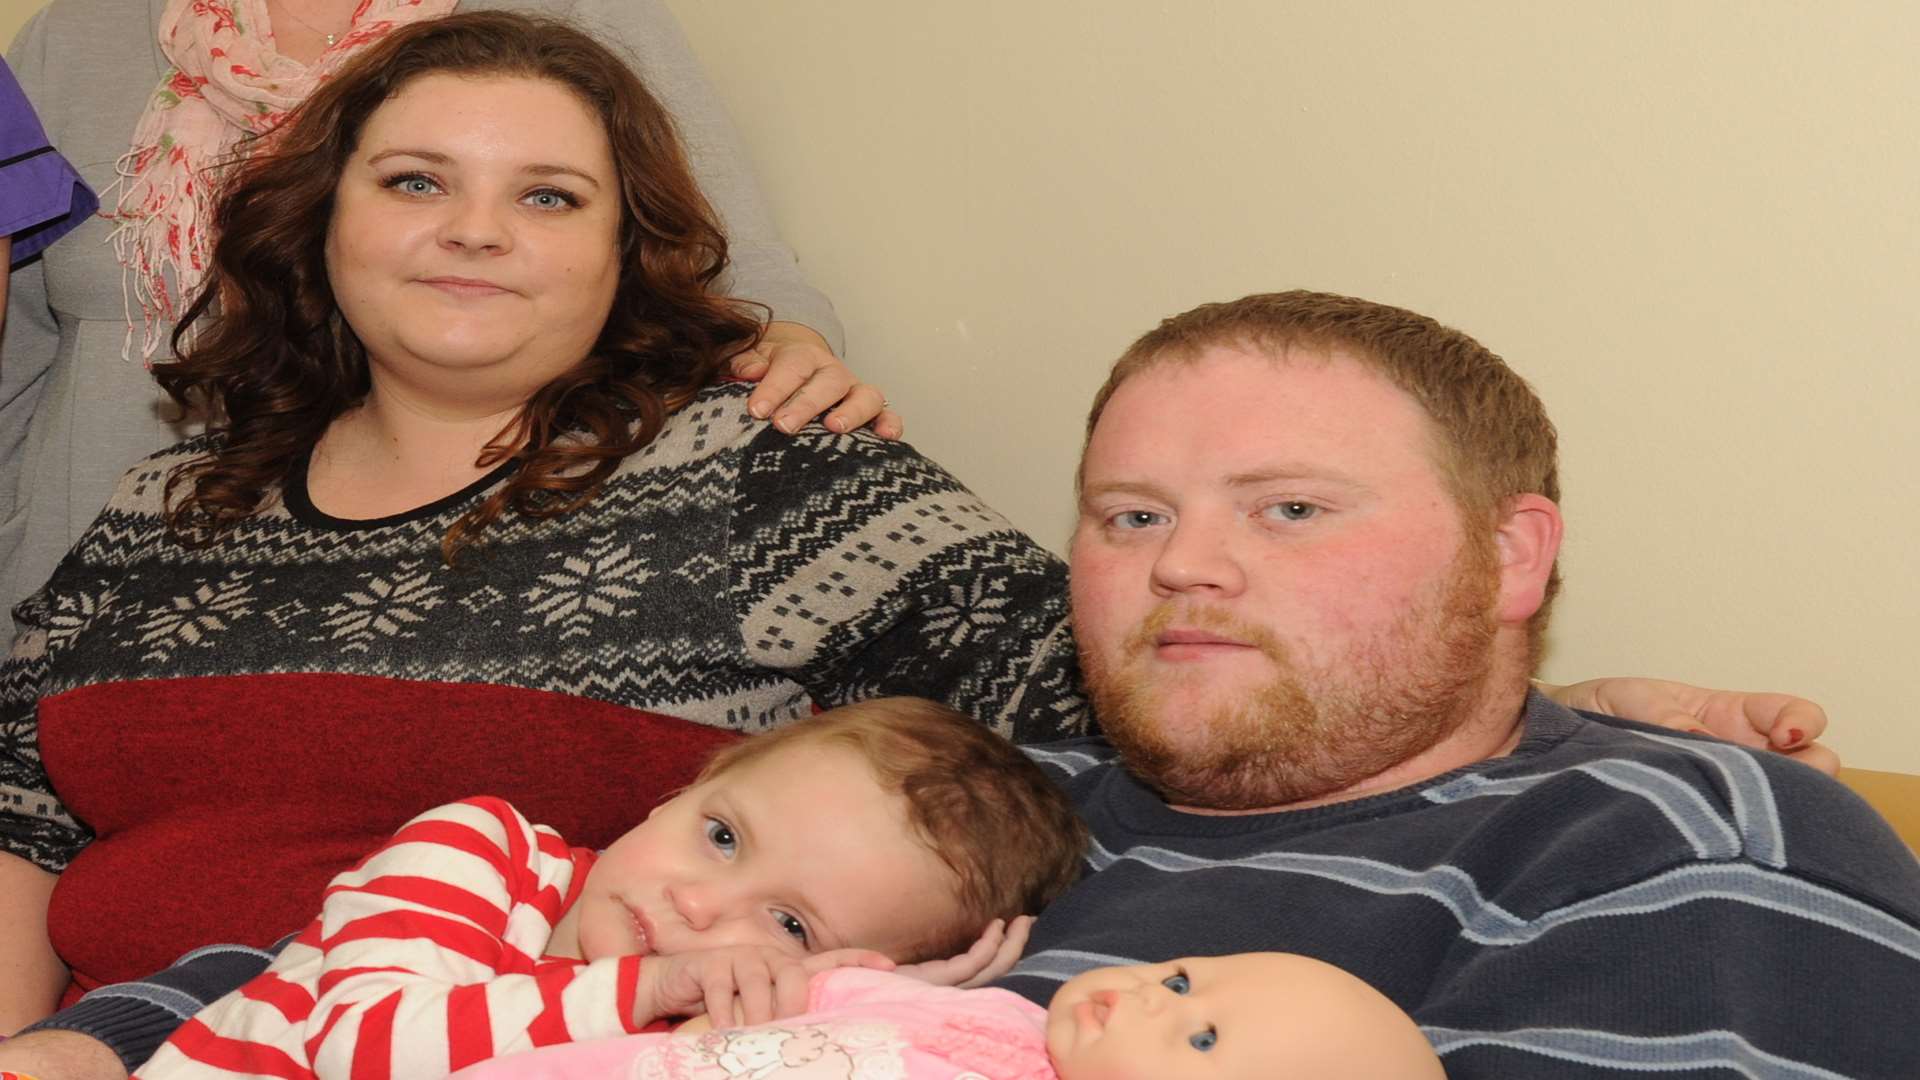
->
<box><xmin>1189</xmin><ymin>1027</ymin><xmax>1218</xmax><ymax>1052</ymax></box>
<box><xmin>773</xmin><ymin>911</ymin><xmax>810</xmax><ymax>948</ymax></box>
<box><xmin>1161</xmin><ymin>970</ymin><xmax>1191</xmax><ymax>994</ymax></box>
<box><xmin>523</xmin><ymin>187</ymin><xmax>580</xmax><ymax>210</ymax></box>
<box><xmin>704</xmin><ymin>817</ymin><xmax>737</xmax><ymax>856</ymax></box>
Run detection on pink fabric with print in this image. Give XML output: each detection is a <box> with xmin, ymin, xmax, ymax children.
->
<box><xmin>448</xmin><ymin>968</ymin><xmax>1056</xmax><ymax>1080</ymax></box>
<box><xmin>109</xmin><ymin>0</ymin><xmax>455</xmax><ymax>358</ymax></box>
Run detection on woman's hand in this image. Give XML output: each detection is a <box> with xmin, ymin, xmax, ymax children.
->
<box><xmin>1542</xmin><ymin>677</ymin><xmax>1840</xmax><ymax>775</ymax></box>
<box><xmin>729</xmin><ymin>322</ymin><xmax>903</xmax><ymax>439</ymax></box>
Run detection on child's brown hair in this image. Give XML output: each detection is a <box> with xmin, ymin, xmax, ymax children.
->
<box><xmin>697</xmin><ymin>697</ymin><xmax>1088</xmax><ymax>961</ymax></box>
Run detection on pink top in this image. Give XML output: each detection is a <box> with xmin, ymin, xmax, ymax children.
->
<box><xmin>450</xmin><ymin>967</ymin><xmax>1055</xmax><ymax>1080</ymax></box>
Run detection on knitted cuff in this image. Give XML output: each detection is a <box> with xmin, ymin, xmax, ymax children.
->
<box><xmin>17</xmin><ymin>940</ymin><xmax>284</xmax><ymax>1073</ymax></box>
<box><xmin>17</xmin><ymin>990</ymin><xmax>186</xmax><ymax>1076</ymax></box>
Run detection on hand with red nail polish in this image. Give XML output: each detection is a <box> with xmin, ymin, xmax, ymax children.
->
<box><xmin>1541</xmin><ymin>677</ymin><xmax>1838</xmax><ymax>775</ymax></box>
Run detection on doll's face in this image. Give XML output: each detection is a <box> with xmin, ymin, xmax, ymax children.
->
<box><xmin>1045</xmin><ymin>954</ymin><xmax>1301</xmax><ymax>1080</ymax></box>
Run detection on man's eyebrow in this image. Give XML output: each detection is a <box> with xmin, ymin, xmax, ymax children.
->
<box><xmin>1222</xmin><ymin>466</ymin><xmax>1367</xmax><ymax>489</ymax></box>
<box><xmin>362</xmin><ymin>149</ymin><xmax>602</xmax><ymax>189</ymax></box>
<box><xmin>1080</xmin><ymin>469</ymin><xmax>1368</xmax><ymax>503</ymax></box>
<box><xmin>1078</xmin><ymin>479</ymin><xmax>1175</xmax><ymax>504</ymax></box>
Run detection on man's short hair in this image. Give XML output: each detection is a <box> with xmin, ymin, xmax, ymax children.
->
<box><xmin>1084</xmin><ymin>290</ymin><xmax>1561</xmax><ymax>658</ymax></box>
<box><xmin>697</xmin><ymin>697</ymin><xmax>1088</xmax><ymax>961</ymax></box>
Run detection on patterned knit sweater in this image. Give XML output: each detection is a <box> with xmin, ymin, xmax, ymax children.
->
<box><xmin>0</xmin><ymin>382</ymin><xmax>1087</xmax><ymax>993</ymax></box>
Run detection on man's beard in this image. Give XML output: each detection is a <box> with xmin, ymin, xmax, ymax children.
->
<box><xmin>1083</xmin><ymin>541</ymin><xmax>1501</xmax><ymax>812</ymax></box>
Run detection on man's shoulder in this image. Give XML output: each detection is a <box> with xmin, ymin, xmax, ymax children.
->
<box><xmin>1453</xmin><ymin>708</ymin><xmax>1920</xmax><ymax>913</ymax></box>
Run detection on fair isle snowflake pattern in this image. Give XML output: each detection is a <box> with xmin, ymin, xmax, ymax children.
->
<box><xmin>41</xmin><ymin>586</ymin><xmax>120</xmax><ymax>655</ymax></box>
<box><xmin>317</xmin><ymin>562</ymin><xmax>445</xmax><ymax>652</ymax></box>
<box><xmin>136</xmin><ymin>572</ymin><xmax>259</xmax><ymax>662</ymax></box>
<box><xmin>921</xmin><ymin>576</ymin><xmax>1013</xmax><ymax>649</ymax></box>
<box><xmin>1</xmin><ymin>384</ymin><xmax>1090</xmax><ymax>873</ymax></box>
<box><xmin>522</xmin><ymin>532</ymin><xmax>656</xmax><ymax>640</ymax></box>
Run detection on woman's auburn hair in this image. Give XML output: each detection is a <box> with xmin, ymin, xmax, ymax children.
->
<box><xmin>155</xmin><ymin>11</ymin><xmax>764</xmax><ymax>559</ymax></box>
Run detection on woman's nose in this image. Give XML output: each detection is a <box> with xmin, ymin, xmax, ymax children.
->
<box><xmin>436</xmin><ymin>198</ymin><xmax>512</xmax><ymax>254</ymax></box>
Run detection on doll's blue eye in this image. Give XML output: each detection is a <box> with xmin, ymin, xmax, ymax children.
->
<box><xmin>1189</xmin><ymin>1027</ymin><xmax>1217</xmax><ymax>1052</ymax></box>
<box><xmin>1162</xmin><ymin>972</ymin><xmax>1191</xmax><ymax>994</ymax></box>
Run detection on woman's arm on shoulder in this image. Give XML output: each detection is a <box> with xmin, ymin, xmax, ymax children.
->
<box><xmin>729</xmin><ymin>322</ymin><xmax>901</xmax><ymax>440</ymax></box>
<box><xmin>1541</xmin><ymin>677</ymin><xmax>1839</xmax><ymax>774</ymax></box>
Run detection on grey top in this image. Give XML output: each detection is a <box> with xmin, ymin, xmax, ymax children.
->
<box><xmin>0</xmin><ymin>0</ymin><xmax>843</xmax><ymax>641</ymax></box>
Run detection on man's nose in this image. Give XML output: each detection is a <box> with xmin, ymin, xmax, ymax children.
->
<box><xmin>1148</xmin><ymin>515</ymin><xmax>1246</xmax><ymax>597</ymax></box>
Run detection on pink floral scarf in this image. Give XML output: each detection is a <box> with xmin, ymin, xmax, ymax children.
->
<box><xmin>107</xmin><ymin>0</ymin><xmax>455</xmax><ymax>361</ymax></box>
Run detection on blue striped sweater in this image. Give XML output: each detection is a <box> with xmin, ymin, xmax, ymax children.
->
<box><xmin>1003</xmin><ymin>692</ymin><xmax>1920</xmax><ymax>1078</ymax></box>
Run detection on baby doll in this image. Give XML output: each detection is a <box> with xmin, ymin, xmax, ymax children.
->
<box><xmin>446</xmin><ymin>951</ymin><xmax>1443</xmax><ymax>1078</ymax></box>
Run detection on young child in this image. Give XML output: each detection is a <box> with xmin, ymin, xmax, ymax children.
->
<box><xmin>135</xmin><ymin>698</ymin><xmax>1088</xmax><ymax>1080</ymax></box>
<box><xmin>444</xmin><ymin>952</ymin><xmax>1445</xmax><ymax>1079</ymax></box>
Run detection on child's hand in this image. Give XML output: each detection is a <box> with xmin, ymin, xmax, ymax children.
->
<box><xmin>640</xmin><ymin>946</ymin><xmax>893</xmax><ymax>1028</ymax></box>
<box><xmin>892</xmin><ymin>916</ymin><xmax>1032</xmax><ymax>989</ymax></box>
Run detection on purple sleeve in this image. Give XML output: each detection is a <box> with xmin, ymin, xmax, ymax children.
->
<box><xmin>0</xmin><ymin>57</ymin><xmax>97</xmax><ymax>265</ymax></box>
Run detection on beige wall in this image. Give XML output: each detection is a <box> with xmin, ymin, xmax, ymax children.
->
<box><xmin>8</xmin><ymin>1</ymin><xmax>1915</xmax><ymax>769</ymax></box>
<box><xmin>0</xmin><ymin>0</ymin><xmax>32</xmax><ymax>49</ymax></box>
<box><xmin>664</xmin><ymin>1</ymin><xmax>1919</xmax><ymax>770</ymax></box>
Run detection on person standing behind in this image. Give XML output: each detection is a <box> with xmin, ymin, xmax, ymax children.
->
<box><xmin>0</xmin><ymin>0</ymin><xmax>894</xmax><ymax>643</ymax></box>
<box><xmin>0</xmin><ymin>57</ymin><xmax>94</xmax><ymax>345</ymax></box>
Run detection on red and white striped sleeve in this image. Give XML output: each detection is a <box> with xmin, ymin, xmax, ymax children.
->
<box><xmin>299</xmin><ymin>797</ymin><xmax>650</xmax><ymax>1078</ymax></box>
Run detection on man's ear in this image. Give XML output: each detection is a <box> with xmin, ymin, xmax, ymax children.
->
<box><xmin>1492</xmin><ymin>493</ymin><xmax>1562</xmax><ymax>625</ymax></box>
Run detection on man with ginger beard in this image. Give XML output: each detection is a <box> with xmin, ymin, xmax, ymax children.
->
<box><xmin>999</xmin><ymin>291</ymin><xmax>1920</xmax><ymax>1078</ymax></box>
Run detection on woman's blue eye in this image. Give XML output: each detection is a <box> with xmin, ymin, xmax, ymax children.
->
<box><xmin>1189</xmin><ymin>1027</ymin><xmax>1217</xmax><ymax>1052</ymax></box>
<box><xmin>1162</xmin><ymin>972</ymin><xmax>1190</xmax><ymax>994</ymax></box>
<box><xmin>705</xmin><ymin>818</ymin><xmax>737</xmax><ymax>855</ymax></box>
<box><xmin>1266</xmin><ymin>501</ymin><xmax>1318</xmax><ymax>521</ymax></box>
<box><xmin>526</xmin><ymin>188</ymin><xmax>578</xmax><ymax>210</ymax></box>
<box><xmin>385</xmin><ymin>174</ymin><xmax>438</xmax><ymax>196</ymax></box>
<box><xmin>1110</xmin><ymin>510</ymin><xmax>1166</xmax><ymax>530</ymax></box>
<box><xmin>774</xmin><ymin>911</ymin><xmax>809</xmax><ymax>946</ymax></box>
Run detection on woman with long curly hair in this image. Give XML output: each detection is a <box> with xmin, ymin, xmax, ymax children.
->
<box><xmin>0</xmin><ymin>11</ymin><xmax>1086</xmax><ymax>1051</ymax></box>
<box><xmin>0</xmin><ymin>0</ymin><xmax>898</xmax><ymax>647</ymax></box>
